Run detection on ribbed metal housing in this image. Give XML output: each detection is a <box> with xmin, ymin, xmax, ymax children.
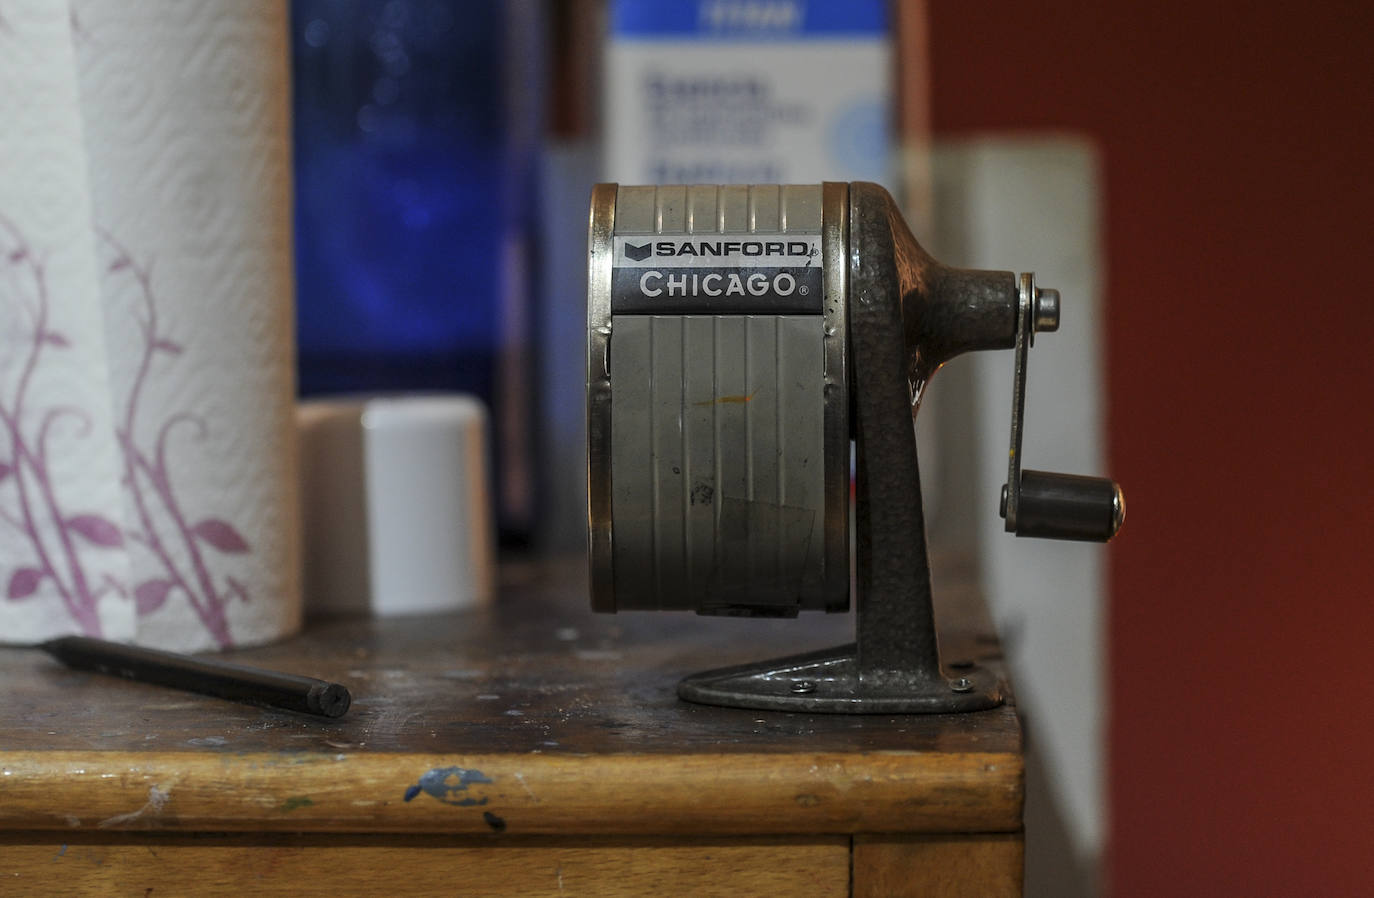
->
<box><xmin>588</xmin><ymin>184</ymin><xmax>848</xmax><ymax>615</ymax></box>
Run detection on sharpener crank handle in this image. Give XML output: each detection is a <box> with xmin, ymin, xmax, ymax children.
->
<box><xmin>1000</xmin><ymin>274</ymin><xmax>1125</xmax><ymax>543</ymax></box>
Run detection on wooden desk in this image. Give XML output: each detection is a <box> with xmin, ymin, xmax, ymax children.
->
<box><xmin>0</xmin><ymin>560</ymin><xmax>1022</xmax><ymax>896</ymax></box>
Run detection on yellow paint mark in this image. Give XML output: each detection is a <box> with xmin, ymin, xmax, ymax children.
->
<box><xmin>694</xmin><ymin>391</ymin><xmax>758</xmax><ymax>407</ymax></box>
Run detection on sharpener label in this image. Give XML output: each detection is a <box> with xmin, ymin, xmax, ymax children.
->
<box><xmin>611</xmin><ymin>234</ymin><xmax>822</xmax><ymax>314</ymax></box>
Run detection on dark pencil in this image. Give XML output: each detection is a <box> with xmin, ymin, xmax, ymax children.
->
<box><xmin>40</xmin><ymin>636</ymin><xmax>351</xmax><ymax>719</ymax></box>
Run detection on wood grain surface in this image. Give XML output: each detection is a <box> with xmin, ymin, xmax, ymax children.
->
<box><xmin>853</xmin><ymin>833</ymin><xmax>1024</xmax><ymax>897</ymax></box>
<box><xmin>0</xmin><ymin>833</ymin><xmax>852</xmax><ymax>897</ymax></box>
<box><xmin>0</xmin><ymin>558</ymin><xmax>1022</xmax><ymax>837</ymax></box>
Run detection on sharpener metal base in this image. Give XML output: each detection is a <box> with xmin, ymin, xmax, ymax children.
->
<box><xmin>677</xmin><ymin>644</ymin><xmax>1003</xmax><ymax>714</ymax></box>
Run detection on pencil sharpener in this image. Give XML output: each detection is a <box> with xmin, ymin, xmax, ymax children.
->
<box><xmin>586</xmin><ymin>182</ymin><xmax>1123</xmax><ymax>714</ymax></box>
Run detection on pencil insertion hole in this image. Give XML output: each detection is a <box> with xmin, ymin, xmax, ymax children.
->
<box><xmin>309</xmin><ymin>683</ymin><xmax>352</xmax><ymax>718</ymax></box>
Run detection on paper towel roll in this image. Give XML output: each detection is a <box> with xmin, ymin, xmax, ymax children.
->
<box><xmin>0</xmin><ymin>0</ymin><xmax>134</xmax><ymax>644</ymax></box>
<box><xmin>0</xmin><ymin>0</ymin><xmax>300</xmax><ymax>650</ymax></box>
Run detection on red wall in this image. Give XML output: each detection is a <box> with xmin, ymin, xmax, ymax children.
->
<box><xmin>927</xmin><ymin>2</ymin><xmax>1374</xmax><ymax>894</ymax></box>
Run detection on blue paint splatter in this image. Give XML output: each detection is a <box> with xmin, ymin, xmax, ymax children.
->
<box><xmin>404</xmin><ymin>766</ymin><xmax>493</xmax><ymax>805</ymax></box>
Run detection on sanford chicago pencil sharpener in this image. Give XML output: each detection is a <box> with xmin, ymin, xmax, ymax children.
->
<box><xmin>586</xmin><ymin>182</ymin><xmax>1123</xmax><ymax>714</ymax></box>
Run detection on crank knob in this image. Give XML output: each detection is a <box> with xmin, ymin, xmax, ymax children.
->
<box><xmin>1001</xmin><ymin>470</ymin><xmax>1124</xmax><ymax>542</ymax></box>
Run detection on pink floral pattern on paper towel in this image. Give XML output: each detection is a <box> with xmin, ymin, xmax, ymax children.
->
<box><xmin>0</xmin><ymin>215</ymin><xmax>122</xmax><ymax>636</ymax></box>
<box><xmin>0</xmin><ymin>217</ymin><xmax>253</xmax><ymax>647</ymax></box>
<box><xmin>100</xmin><ymin>231</ymin><xmax>253</xmax><ymax>647</ymax></box>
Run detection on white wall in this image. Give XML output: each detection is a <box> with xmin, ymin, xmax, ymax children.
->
<box><xmin>925</xmin><ymin>138</ymin><xmax>1108</xmax><ymax>895</ymax></box>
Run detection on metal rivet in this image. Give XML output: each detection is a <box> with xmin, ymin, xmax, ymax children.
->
<box><xmin>951</xmin><ymin>678</ymin><xmax>973</xmax><ymax>693</ymax></box>
<box><xmin>1034</xmin><ymin>288</ymin><xmax>1060</xmax><ymax>333</ymax></box>
<box><xmin>791</xmin><ymin>681</ymin><xmax>817</xmax><ymax>694</ymax></box>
